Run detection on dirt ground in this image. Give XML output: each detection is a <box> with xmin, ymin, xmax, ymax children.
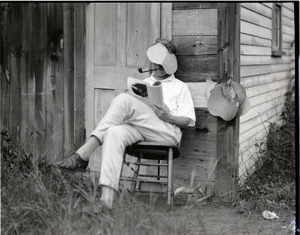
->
<box><xmin>135</xmin><ymin>194</ymin><xmax>295</xmax><ymax>235</ymax></box>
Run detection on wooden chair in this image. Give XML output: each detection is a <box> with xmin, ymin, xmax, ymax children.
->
<box><xmin>120</xmin><ymin>141</ymin><xmax>180</xmax><ymax>211</ymax></box>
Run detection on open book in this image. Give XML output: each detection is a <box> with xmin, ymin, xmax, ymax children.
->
<box><xmin>127</xmin><ymin>77</ymin><xmax>164</xmax><ymax>107</ymax></box>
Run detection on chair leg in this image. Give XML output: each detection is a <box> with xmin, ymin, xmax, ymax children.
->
<box><xmin>167</xmin><ymin>148</ymin><xmax>174</xmax><ymax>212</ymax></box>
<box><xmin>131</xmin><ymin>155</ymin><xmax>141</xmax><ymax>194</ymax></box>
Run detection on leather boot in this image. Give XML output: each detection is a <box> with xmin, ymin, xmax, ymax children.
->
<box><xmin>54</xmin><ymin>153</ymin><xmax>88</xmax><ymax>172</ymax></box>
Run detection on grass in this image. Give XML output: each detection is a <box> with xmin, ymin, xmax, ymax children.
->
<box><xmin>1</xmin><ymin>130</ymin><xmax>207</xmax><ymax>234</ymax></box>
<box><xmin>236</xmin><ymin>77</ymin><xmax>296</xmax><ymax>213</ymax></box>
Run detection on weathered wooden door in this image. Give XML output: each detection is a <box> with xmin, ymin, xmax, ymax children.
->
<box><xmin>85</xmin><ymin>3</ymin><xmax>170</xmax><ymax>170</ymax></box>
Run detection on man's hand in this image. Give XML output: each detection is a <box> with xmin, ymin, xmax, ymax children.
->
<box><xmin>150</xmin><ymin>103</ymin><xmax>172</xmax><ymax>123</ymax></box>
<box><xmin>150</xmin><ymin>103</ymin><xmax>190</xmax><ymax>129</ymax></box>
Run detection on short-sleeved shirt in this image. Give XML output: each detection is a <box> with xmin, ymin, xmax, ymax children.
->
<box><xmin>144</xmin><ymin>74</ymin><xmax>196</xmax><ymax>127</ymax></box>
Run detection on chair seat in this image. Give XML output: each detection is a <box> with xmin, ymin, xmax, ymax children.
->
<box><xmin>125</xmin><ymin>141</ymin><xmax>180</xmax><ymax>160</ymax></box>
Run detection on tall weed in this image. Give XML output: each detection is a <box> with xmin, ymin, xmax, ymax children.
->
<box><xmin>237</xmin><ymin>77</ymin><xmax>295</xmax><ymax>212</ymax></box>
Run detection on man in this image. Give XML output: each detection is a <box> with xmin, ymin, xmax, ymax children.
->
<box><xmin>54</xmin><ymin>38</ymin><xmax>196</xmax><ymax>210</ymax></box>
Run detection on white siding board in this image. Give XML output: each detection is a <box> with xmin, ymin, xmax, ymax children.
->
<box><xmin>282</xmin><ymin>34</ymin><xmax>295</xmax><ymax>43</ymax></box>
<box><xmin>241</xmin><ymin>21</ymin><xmax>272</xmax><ymax>39</ymax></box>
<box><xmin>282</xmin><ymin>25</ymin><xmax>295</xmax><ymax>36</ymax></box>
<box><xmin>282</xmin><ymin>16</ymin><xmax>295</xmax><ymax>27</ymax></box>
<box><xmin>240</xmin><ymin>101</ymin><xmax>284</xmax><ymax>134</ymax></box>
<box><xmin>240</xmin><ymin>114</ymin><xmax>281</xmax><ymax>145</ymax></box>
<box><xmin>283</xmin><ymin>3</ymin><xmax>294</xmax><ymax>11</ymax></box>
<box><xmin>241</xmin><ymin>7</ymin><xmax>272</xmax><ymax>29</ymax></box>
<box><xmin>241</xmin><ymin>65</ymin><xmax>271</xmax><ymax>77</ymax></box>
<box><xmin>246</xmin><ymin>79</ymin><xmax>289</xmax><ymax>98</ymax></box>
<box><xmin>241</xmin><ymin>3</ymin><xmax>272</xmax><ymax>18</ymax></box>
<box><xmin>261</xmin><ymin>3</ymin><xmax>272</xmax><ymax>9</ymax></box>
<box><xmin>282</xmin><ymin>6</ymin><xmax>294</xmax><ymax>20</ymax></box>
<box><xmin>240</xmin><ymin>95</ymin><xmax>285</xmax><ymax>125</ymax></box>
<box><xmin>241</xmin><ymin>55</ymin><xmax>272</xmax><ymax>66</ymax></box>
<box><xmin>241</xmin><ymin>34</ymin><xmax>271</xmax><ymax>47</ymax></box>
<box><xmin>241</xmin><ymin>55</ymin><xmax>292</xmax><ymax>66</ymax></box>
<box><xmin>241</xmin><ymin>45</ymin><xmax>271</xmax><ymax>56</ymax></box>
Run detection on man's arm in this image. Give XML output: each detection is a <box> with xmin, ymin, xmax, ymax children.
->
<box><xmin>150</xmin><ymin>103</ymin><xmax>191</xmax><ymax>129</ymax></box>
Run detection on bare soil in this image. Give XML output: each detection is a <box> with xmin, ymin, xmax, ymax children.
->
<box><xmin>135</xmin><ymin>194</ymin><xmax>295</xmax><ymax>235</ymax></box>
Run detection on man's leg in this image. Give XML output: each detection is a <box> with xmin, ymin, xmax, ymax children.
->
<box><xmin>99</xmin><ymin>124</ymin><xmax>143</xmax><ymax>208</ymax></box>
<box><xmin>91</xmin><ymin>93</ymin><xmax>182</xmax><ymax>145</ymax></box>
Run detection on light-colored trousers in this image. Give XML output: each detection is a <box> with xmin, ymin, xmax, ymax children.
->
<box><xmin>91</xmin><ymin>93</ymin><xmax>182</xmax><ymax>190</ymax></box>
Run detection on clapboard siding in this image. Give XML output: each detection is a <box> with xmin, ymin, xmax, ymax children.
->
<box><xmin>239</xmin><ymin>3</ymin><xmax>295</xmax><ymax>178</ymax></box>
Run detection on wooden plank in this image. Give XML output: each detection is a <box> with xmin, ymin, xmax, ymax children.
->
<box><xmin>94</xmin><ymin>3</ymin><xmax>117</xmax><ymax>66</ymax></box>
<box><xmin>246</xmin><ymin>86</ymin><xmax>287</xmax><ymax>109</ymax></box>
<box><xmin>74</xmin><ymin>3</ymin><xmax>86</xmax><ymax>149</ymax></box>
<box><xmin>282</xmin><ymin>5</ymin><xmax>294</xmax><ymax>20</ymax></box>
<box><xmin>9</xmin><ymin>3</ymin><xmax>23</xmax><ymax>139</ymax></box>
<box><xmin>246</xmin><ymin>79</ymin><xmax>289</xmax><ymax>97</ymax></box>
<box><xmin>94</xmin><ymin>66</ymin><xmax>148</xmax><ymax>90</ymax></box>
<box><xmin>240</xmin><ymin>64</ymin><xmax>272</xmax><ymax>77</ymax></box>
<box><xmin>116</xmin><ymin>3</ymin><xmax>127</xmax><ymax>66</ymax></box>
<box><xmin>282</xmin><ymin>15</ymin><xmax>295</xmax><ymax>28</ymax></box>
<box><xmin>241</xmin><ymin>33</ymin><xmax>271</xmax><ymax>47</ymax></box>
<box><xmin>63</xmin><ymin>3</ymin><xmax>75</xmax><ymax>155</ymax></box>
<box><xmin>173</xmin><ymin>9</ymin><xmax>218</xmax><ymax>36</ymax></box>
<box><xmin>127</xmin><ymin>3</ymin><xmax>160</xmax><ymax>68</ymax></box>
<box><xmin>241</xmin><ymin>55</ymin><xmax>273</xmax><ymax>65</ymax></box>
<box><xmin>186</xmin><ymin>82</ymin><xmax>208</xmax><ymax>108</ymax></box>
<box><xmin>241</xmin><ymin>3</ymin><xmax>272</xmax><ymax>18</ymax></box>
<box><xmin>283</xmin><ymin>2</ymin><xmax>294</xmax><ymax>11</ymax></box>
<box><xmin>240</xmin><ymin>102</ymin><xmax>284</xmax><ymax>134</ymax></box>
<box><xmin>241</xmin><ymin>7</ymin><xmax>272</xmax><ymax>29</ymax></box>
<box><xmin>239</xmin><ymin>114</ymin><xmax>281</xmax><ymax>146</ymax></box>
<box><xmin>173</xmin><ymin>35</ymin><xmax>217</xmax><ymax>55</ymax></box>
<box><xmin>282</xmin><ymin>24</ymin><xmax>295</xmax><ymax>36</ymax></box>
<box><xmin>241</xmin><ymin>21</ymin><xmax>272</xmax><ymax>39</ymax></box>
<box><xmin>173</xmin><ymin>2</ymin><xmax>219</xmax><ymax>10</ymax></box>
<box><xmin>175</xmin><ymin>55</ymin><xmax>218</xmax><ymax>82</ymax></box>
<box><xmin>241</xmin><ymin>45</ymin><xmax>271</xmax><ymax>56</ymax></box>
<box><xmin>174</xmin><ymin>108</ymin><xmax>217</xmax><ymax>183</ymax></box>
<box><xmin>241</xmin><ymin>72</ymin><xmax>289</xmax><ymax>87</ymax></box>
<box><xmin>0</xmin><ymin>3</ymin><xmax>12</xmax><ymax>130</ymax></box>
<box><xmin>161</xmin><ymin>3</ymin><xmax>172</xmax><ymax>40</ymax></box>
<box><xmin>215</xmin><ymin>3</ymin><xmax>240</xmax><ymax>196</ymax></box>
<box><xmin>45</xmin><ymin>3</ymin><xmax>65</xmax><ymax>160</ymax></box>
<box><xmin>85</xmin><ymin>3</ymin><xmax>95</xmax><ymax>163</ymax></box>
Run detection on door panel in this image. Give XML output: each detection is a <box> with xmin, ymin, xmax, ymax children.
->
<box><xmin>86</xmin><ymin>3</ymin><xmax>162</xmax><ymax>171</ymax></box>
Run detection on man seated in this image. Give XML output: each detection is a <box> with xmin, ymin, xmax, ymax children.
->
<box><xmin>54</xmin><ymin>38</ymin><xmax>196</xmax><ymax>210</ymax></box>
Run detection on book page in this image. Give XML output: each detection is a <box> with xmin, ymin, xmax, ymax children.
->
<box><xmin>147</xmin><ymin>81</ymin><xmax>163</xmax><ymax>107</ymax></box>
<box><xmin>127</xmin><ymin>77</ymin><xmax>164</xmax><ymax>107</ymax></box>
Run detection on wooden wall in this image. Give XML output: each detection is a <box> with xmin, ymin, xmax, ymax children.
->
<box><xmin>171</xmin><ymin>3</ymin><xmax>219</xmax><ymax>193</ymax></box>
<box><xmin>0</xmin><ymin>3</ymin><xmax>85</xmax><ymax>160</ymax></box>
<box><xmin>239</xmin><ymin>3</ymin><xmax>295</xmax><ymax>178</ymax></box>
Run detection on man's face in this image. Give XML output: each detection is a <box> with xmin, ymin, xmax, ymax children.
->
<box><xmin>152</xmin><ymin>63</ymin><xmax>169</xmax><ymax>77</ymax></box>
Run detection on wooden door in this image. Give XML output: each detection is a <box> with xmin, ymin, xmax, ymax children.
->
<box><xmin>85</xmin><ymin>3</ymin><xmax>168</xmax><ymax>170</ymax></box>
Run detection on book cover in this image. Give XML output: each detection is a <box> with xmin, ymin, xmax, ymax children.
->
<box><xmin>127</xmin><ymin>77</ymin><xmax>164</xmax><ymax>107</ymax></box>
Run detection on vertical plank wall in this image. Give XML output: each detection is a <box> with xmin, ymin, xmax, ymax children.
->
<box><xmin>0</xmin><ymin>3</ymin><xmax>85</xmax><ymax>160</ymax></box>
<box><xmin>172</xmin><ymin>3</ymin><xmax>219</xmax><ymax>193</ymax></box>
<box><xmin>239</xmin><ymin>3</ymin><xmax>295</xmax><ymax>178</ymax></box>
<box><xmin>1</xmin><ymin>3</ymin><xmax>64</xmax><ymax>158</ymax></box>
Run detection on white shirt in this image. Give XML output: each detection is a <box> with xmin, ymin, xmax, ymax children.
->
<box><xmin>144</xmin><ymin>74</ymin><xmax>196</xmax><ymax>127</ymax></box>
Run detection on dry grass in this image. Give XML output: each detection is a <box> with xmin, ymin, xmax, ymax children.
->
<box><xmin>1</xmin><ymin>130</ymin><xmax>207</xmax><ymax>234</ymax></box>
<box><xmin>236</xmin><ymin>77</ymin><xmax>296</xmax><ymax>213</ymax></box>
